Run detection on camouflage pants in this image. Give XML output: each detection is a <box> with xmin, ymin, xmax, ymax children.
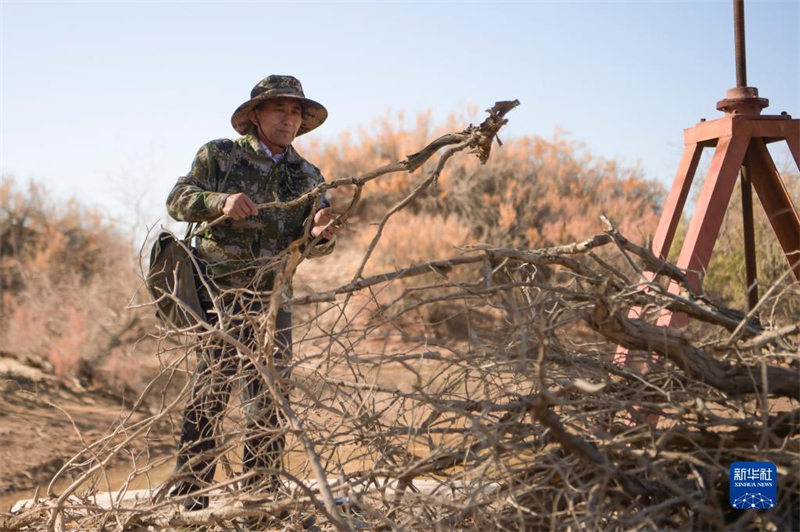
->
<box><xmin>172</xmin><ymin>291</ymin><xmax>292</xmax><ymax>505</ymax></box>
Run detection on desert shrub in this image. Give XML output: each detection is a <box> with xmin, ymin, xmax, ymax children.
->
<box><xmin>0</xmin><ymin>177</ymin><xmax>148</xmax><ymax>388</ymax></box>
<box><xmin>0</xmin><ymin>180</ymin><xmax>114</xmax><ymax>295</ymax></box>
<box><xmin>302</xmin><ymin>112</ymin><xmax>665</xmax><ymax>252</ymax></box>
<box><xmin>434</xmin><ymin>132</ymin><xmax>664</xmax><ymax>248</ymax></box>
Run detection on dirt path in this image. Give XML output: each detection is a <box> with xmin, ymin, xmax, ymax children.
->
<box><xmin>0</xmin><ymin>353</ymin><xmax>173</xmax><ymax>511</ymax></box>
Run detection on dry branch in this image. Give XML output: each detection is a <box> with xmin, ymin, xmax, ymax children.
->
<box><xmin>587</xmin><ymin>290</ymin><xmax>800</xmax><ymax>400</ymax></box>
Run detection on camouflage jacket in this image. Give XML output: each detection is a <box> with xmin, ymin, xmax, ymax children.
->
<box><xmin>166</xmin><ymin>134</ymin><xmax>335</xmax><ymax>292</ymax></box>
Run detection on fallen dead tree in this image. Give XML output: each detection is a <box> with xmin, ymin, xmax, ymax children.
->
<box><xmin>3</xmin><ymin>101</ymin><xmax>799</xmax><ymax>532</ymax></box>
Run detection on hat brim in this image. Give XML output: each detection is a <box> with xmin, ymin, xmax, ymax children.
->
<box><xmin>231</xmin><ymin>93</ymin><xmax>327</xmax><ymax>136</ymax></box>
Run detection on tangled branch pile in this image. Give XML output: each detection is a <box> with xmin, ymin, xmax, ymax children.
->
<box><xmin>3</xmin><ymin>102</ymin><xmax>799</xmax><ymax>531</ymax></box>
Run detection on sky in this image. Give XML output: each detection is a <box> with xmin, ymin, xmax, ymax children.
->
<box><xmin>2</xmin><ymin>0</ymin><xmax>799</xmax><ymax>233</ymax></box>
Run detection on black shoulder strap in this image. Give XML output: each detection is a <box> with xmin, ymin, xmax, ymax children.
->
<box><xmin>183</xmin><ymin>222</ymin><xmax>195</xmax><ymax>242</ymax></box>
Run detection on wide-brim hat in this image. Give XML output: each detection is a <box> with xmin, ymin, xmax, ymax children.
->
<box><xmin>231</xmin><ymin>75</ymin><xmax>328</xmax><ymax>136</ymax></box>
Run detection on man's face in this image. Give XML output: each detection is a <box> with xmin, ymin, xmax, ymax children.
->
<box><xmin>250</xmin><ymin>97</ymin><xmax>303</xmax><ymax>153</ymax></box>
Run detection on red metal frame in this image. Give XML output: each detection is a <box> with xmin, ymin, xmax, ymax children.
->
<box><xmin>616</xmin><ymin>92</ymin><xmax>800</xmax><ymax>361</ymax></box>
<box><xmin>652</xmin><ymin>110</ymin><xmax>799</xmax><ymax>329</ymax></box>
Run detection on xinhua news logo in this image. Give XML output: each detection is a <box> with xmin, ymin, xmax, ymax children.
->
<box><xmin>729</xmin><ymin>462</ymin><xmax>777</xmax><ymax>510</ymax></box>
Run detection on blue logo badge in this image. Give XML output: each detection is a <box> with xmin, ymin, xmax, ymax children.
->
<box><xmin>730</xmin><ymin>462</ymin><xmax>777</xmax><ymax>509</ymax></box>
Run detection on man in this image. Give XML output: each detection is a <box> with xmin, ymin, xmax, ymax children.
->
<box><xmin>165</xmin><ymin>75</ymin><xmax>340</xmax><ymax>511</ymax></box>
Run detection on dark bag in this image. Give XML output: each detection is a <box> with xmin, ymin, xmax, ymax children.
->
<box><xmin>146</xmin><ymin>228</ymin><xmax>206</xmax><ymax>329</ymax></box>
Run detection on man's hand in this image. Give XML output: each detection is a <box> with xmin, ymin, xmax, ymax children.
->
<box><xmin>311</xmin><ymin>207</ymin><xmax>342</xmax><ymax>239</ymax></box>
<box><xmin>223</xmin><ymin>193</ymin><xmax>258</xmax><ymax>220</ymax></box>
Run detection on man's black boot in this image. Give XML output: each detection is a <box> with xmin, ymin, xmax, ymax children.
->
<box><xmin>169</xmin><ymin>482</ymin><xmax>209</xmax><ymax>511</ymax></box>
